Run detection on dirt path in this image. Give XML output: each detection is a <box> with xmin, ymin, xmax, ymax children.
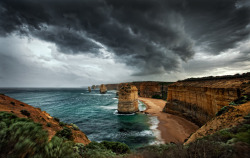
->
<box><xmin>138</xmin><ymin>97</ymin><xmax>199</xmax><ymax>143</ymax></box>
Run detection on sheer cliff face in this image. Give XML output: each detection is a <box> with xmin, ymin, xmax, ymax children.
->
<box><xmin>105</xmin><ymin>82</ymin><xmax>171</xmax><ymax>99</ymax></box>
<box><xmin>164</xmin><ymin>78</ymin><xmax>250</xmax><ymax>125</ymax></box>
<box><xmin>118</xmin><ymin>83</ymin><xmax>139</xmax><ymax>114</ymax></box>
<box><xmin>133</xmin><ymin>82</ymin><xmax>169</xmax><ymax>99</ymax></box>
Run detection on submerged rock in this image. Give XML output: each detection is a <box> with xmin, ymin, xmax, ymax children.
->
<box><xmin>118</xmin><ymin>83</ymin><xmax>139</xmax><ymax>114</ymax></box>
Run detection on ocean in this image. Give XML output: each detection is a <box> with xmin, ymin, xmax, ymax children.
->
<box><xmin>0</xmin><ymin>88</ymin><xmax>160</xmax><ymax>148</ymax></box>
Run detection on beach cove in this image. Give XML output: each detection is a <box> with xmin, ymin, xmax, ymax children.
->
<box><xmin>139</xmin><ymin>97</ymin><xmax>199</xmax><ymax>143</ymax></box>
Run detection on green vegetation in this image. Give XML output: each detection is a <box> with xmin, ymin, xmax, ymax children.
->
<box><xmin>54</xmin><ymin>117</ymin><xmax>60</xmax><ymax>122</ymax></box>
<box><xmin>20</xmin><ymin>109</ymin><xmax>30</xmax><ymax>117</ymax></box>
<box><xmin>0</xmin><ymin>111</ymin><xmax>132</xmax><ymax>158</ymax></box>
<box><xmin>70</xmin><ymin>123</ymin><xmax>80</xmax><ymax>130</ymax></box>
<box><xmin>55</xmin><ymin>127</ymin><xmax>73</xmax><ymax>140</ymax></box>
<box><xmin>1</xmin><ymin>110</ymin><xmax>249</xmax><ymax>158</ymax></box>
<box><xmin>230</xmin><ymin>95</ymin><xmax>250</xmax><ymax>106</ymax></box>
<box><xmin>80</xmin><ymin>141</ymin><xmax>130</xmax><ymax>158</ymax></box>
<box><xmin>46</xmin><ymin>123</ymin><xmax>51</xmax><ymax>127</ymax></box>
<box><xmin>0</xmin><ymin>111</ymin><xmax>77</xmax><ymax>158</ymax></box>
<box><xmin>152</xmin><ymin>94</ymin><xmax>162</xmax><ymax>99</ymax></box>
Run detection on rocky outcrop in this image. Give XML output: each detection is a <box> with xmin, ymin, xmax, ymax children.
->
<box><xmin>100</xmin><ymin>84</ymin><xmax>107</xmax><ymax>94</ymax></box>
<box><xmin>118</xmin><ymin>83</ymin><xmax>139</xmax><ymax>114</ymax></box>
<box><xmin>88</xmin><ymin>87</ymin><xmax>91</xmax><ymax>92</ymax></box>
<box><xmin>91</xmin><ymin>85</ymin><xmax>96</xmax><ymax>89</ymax></box>
<box><xmin>163</xmin><ymin>74</ymin><xmax>250</xmax><ymax>126</ymax></box>
<box><xmin>0</xmin><ymin>94</ymin><xmax>90</xmax><ymax>144</ymax></box>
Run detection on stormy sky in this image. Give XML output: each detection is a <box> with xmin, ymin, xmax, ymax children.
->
<box><xmin>0</xmin><ymin>0</ymin><xmax>249</xmax><ymax>87</ymax></box>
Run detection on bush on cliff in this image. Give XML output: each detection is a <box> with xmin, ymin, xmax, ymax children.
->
<box><xmin>55</xmin><ymin>127</ymin><xmax>73</xmax><ymax>140</ymax></box>
<box><xmin>0</xmin><ymin>111</ymin><xmax>77</xmax><ymax>158</ymax></box>
<box><xmin>100</xmin><ymin>141</ymin><xmax>130</xmax><ymax>154</ymax></box>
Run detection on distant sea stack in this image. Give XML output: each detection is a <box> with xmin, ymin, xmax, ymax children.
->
<box><xmin>100</xmin><ymin>84</ymin><xmax>107</xmax><ymax>94</ymax></box>
<box><xmin>118</xmin><ymin>83</ymin><xmax>139</xmax><ymax>114</ymax></box>
<box><xmin>88</xmin><ymin>87</ymin><xmax>91</xmax><ymax>92</ymax></box>
<box><xmin>91</xmin><ymin>85</ymin><xmax>96</xmax><ymax>89</ymax></box>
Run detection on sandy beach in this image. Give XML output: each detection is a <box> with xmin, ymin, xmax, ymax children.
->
<box><xmin>138</xmin><ymin>97</ymin><xmax>199</xmax><ymax>144</ymax></box>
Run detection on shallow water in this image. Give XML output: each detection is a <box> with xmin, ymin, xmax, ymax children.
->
<box><xmin>0</xmin><ymin>88</ymin><xmax>160</xmax><ymax>148</ymax></box>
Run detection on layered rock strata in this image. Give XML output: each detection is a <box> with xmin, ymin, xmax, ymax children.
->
<box><xmin>118</xmin><ymin>83</ymin><xmax>139</xmax><ymax>114</ymax></box>
<box><xmin>164</xmin><ymin>76</ymin><xmax>250</xmax><ymax>126</ymax></box>
<box><xmin>100</xmin><ymin>84</ymin><xmax>107</xmax><ymax>94</ymax></box>
<box><xmin>103</xmin><ymin>82</ymin><xmax>172</xmax><ymax>99</ymax></box>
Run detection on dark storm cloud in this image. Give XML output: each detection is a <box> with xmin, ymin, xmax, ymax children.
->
<box><xmin>0</xmin><ymin>0</ymin><xmax>249</xmax><ymax>75</ymax></box>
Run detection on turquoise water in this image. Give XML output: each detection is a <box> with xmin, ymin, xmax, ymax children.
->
<box><xmin>0</xmin><ymin>88</ymin><xmax>158</xmax><ymax>148</ymax></box>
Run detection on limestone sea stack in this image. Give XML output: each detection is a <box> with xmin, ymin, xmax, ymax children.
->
<box><xmin>118</xmin><ymin>83</ymin><xmax>139</xmax><ymax>114</ymax></box>
<box><xmin>91</xmin><ymin>85</ymin><xmax>96</xmax><ymax>89</ymax></box>
<box><xmin>88</xmin><ymin>87</ymin><xmax>91</xmax><ymax>92</ymax></box>
<box><xmin>100</xmin><ymin>84</ymin><xmax>107</xmax><ymax>94</ymax></box>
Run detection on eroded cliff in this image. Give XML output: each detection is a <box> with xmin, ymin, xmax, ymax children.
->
<box><xmin>104</xmin><ymin>81</ymin><xmax>172</xmax><ymax>99</ymax></box>
<box><xmin>118</xmin><ymin>83</ymin><xmax>139</xmax><ymax>114</ymax></box>
<box><xmin>164</xmin><ymin>75</ymin><xmax>250</xmax><ymax>126</ymax></box>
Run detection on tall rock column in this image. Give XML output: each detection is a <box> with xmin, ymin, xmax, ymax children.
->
<box><xmin>100</xmin><ymin>84</ymin><xmax>107</xmax><ymax>94</ymax></box>
<box><xmin>118</xmin><ymin>83</ymin><xmax>139</xmax><ymax>114</ymax></box>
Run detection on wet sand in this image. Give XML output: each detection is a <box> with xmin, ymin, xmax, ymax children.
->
<box><xmin>138</xmin><ymin>97</ymin><xmax>199</xmax><ymax>144</ymax></box>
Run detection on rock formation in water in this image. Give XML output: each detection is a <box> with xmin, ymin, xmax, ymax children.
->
<box><xmin>100</xmin><ymin>84</ymin><xmax>107</xmax><ymax>94</ymax></box>
<box><xmin>163</xmin><ymin>73</ymin><xmax>250</xmax><ymax>126</ymax></box>
<box><xmin>0</xmin><ymin>94</ymin><xmax>90</xmax><ymax>144</ymax></box>
<box><xmin>91</xmin><ymin>85</ymin><xmax>96</xmax><ymax>89</ymax></box>
<box><xmin>88</xmin><ymin>87</ymin><xmax>91</xmax><ymax>92</ymax></box>
<box><xmin>118</xmin><ymin>83</ymin><xmax>139</xmax><ymax>114</ymax></box>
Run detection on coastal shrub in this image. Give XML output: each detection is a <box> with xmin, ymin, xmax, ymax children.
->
<box><xmin>0</xmin><ymin>112</ymin><xmax>48</xmax><ymax>158</ymax></box>
<box><xmin>20</xmin><ymin>109</ymin><xmax>30</xmax><ymax>117</ymax></box>
<box><xmin>216</xmin><ymin>106</ymin><xmax>234</xmax><ymax>116</ymax></box>
<box><xmin>46</xmin><ymin>123</ymin><xmax>51</xmax><ymax>127</ymax></box>
<box><xmin>100</xmin><ymin>141</ymin><xmax>130</xmax><ymax>154</ymax></box>
<box><xmin>59</xmin><ymin>121</ymin><xmax>66</xmax><ymax>126</ymax></box>
<box><xmin>20</xmin><ymin>104</ymin><xmax>25</xmax><ymax>106</ymax></box>
<box><xmin>55</xmin><ymin>127</ymin><xmax>73</xmax><ymax>140</ymax></box>
<box><xmin>70</xmin><ymin>123</ymin><xmax>80</xmax><ymax>130</ymax></box>
<box><xmin>54</xmin><ymin>117</ymin><xmax>60</xmax><ymax>122</ymax></box>
<box><xmin>44</xmin><ymin>136</ymin><xmax>77</xmax><ymax>158</ymax></box>
<box><xmin>83</xmin><ymin>142</ymin><xmax>117</xmax><ymax>158</ymax></box>
<box><xmin>10</xmin><ymin>101</ymin><xmax>15</xmax><ymax>105</ymax></box>
<box><xmin>152</xmin><ymin>94</ymin><xmax>162</xmax><ymax>99</ymax></box>
<box><xmin>0</xmin><ymin>112</ymin><xmax>80</xmax><ymax>158</ymax></box>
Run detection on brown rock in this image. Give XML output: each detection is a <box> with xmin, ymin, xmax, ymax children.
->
<box><xmin>100</xmin><ymin>84</ymin><xmax>107</xmax><ymax>94</ymax></box>
<box><xmin>164</xmin><ymin>76</ymin><xmax>250</xmax><ymax>126</ymax></box>
<box><xmin>88</xmin><ymin>86</ymin><xmax>91</xmax><ymax>92</ymax></box>
<box><xmin>118</xmin><ymin>83</ymin><xmax>139</xmax><ymax>114</ymax></box>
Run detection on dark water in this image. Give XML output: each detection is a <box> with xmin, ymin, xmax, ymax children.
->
<box><xmin>0</xmin><ymin>88</ymin><xmax>159</xmax><ymax>148</ymax></box>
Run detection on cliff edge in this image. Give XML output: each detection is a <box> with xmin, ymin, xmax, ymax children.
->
<box><xmin>0</xmin><ymin>94</ymin><xmax>90</xmax><ymax>145</ymax></box>
<box><xmin>164</xmin><ymin>73</ymin><xmax>250</xmax><ymax>126</ymax></box>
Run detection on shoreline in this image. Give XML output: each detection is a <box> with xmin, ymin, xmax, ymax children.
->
<box><xmin>138</xmin><ymin>97</ymin><xmax>199</xmax><ymax>144</ymax></box>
